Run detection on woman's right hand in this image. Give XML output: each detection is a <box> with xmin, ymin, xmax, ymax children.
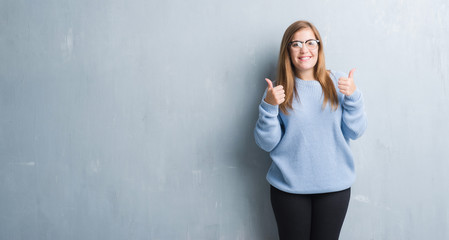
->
<box><xmin>264</xmin><ymin>78</ymin><xmax>285</xmax><ymax>106</ymax></box>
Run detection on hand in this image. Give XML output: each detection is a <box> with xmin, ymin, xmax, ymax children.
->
<box><xmin>338</xmin><ymin>68</ymin><xmax>357</xmax><ymax>96</ymax></box>
<box><xmin>264</xmin><ymin>78</ymin><xmax>285</xmax><ymax>106</ymax></box>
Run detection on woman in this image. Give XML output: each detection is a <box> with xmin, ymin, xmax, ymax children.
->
<box><xmin>254</xmin><ymin>20</ymin><xmax>367</xmax><ymax>240</ymax></box>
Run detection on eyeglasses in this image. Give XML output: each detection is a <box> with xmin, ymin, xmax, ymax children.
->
<box><xmin>288</xmin><ymin>39</ymin><xmax>320</xmax><ymax>51</ymax></box>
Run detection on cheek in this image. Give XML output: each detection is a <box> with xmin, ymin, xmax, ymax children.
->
<box><xmin>312</xmin><ymin>51</ymin><xmax>319</xmax><ymax>63</ymax></box>
<box><xmin>288</xmin><ymin>51</ymin><xmax>295</xmax><ymax>60</ymax></box>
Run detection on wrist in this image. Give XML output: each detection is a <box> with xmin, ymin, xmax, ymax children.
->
<box><xmin>264</xmin><ymin>98</ymin><xmax>277</xmax><ymax>106</ymax></box>
<box><xmin>345</xmin><ymin>88</ymin><xmax>361</xmax><ymax>100</ymax></box>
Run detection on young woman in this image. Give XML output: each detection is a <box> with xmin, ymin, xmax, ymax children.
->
<box><xmin>254</xmin><ymin>20</ymin><xmax>367</xmax><ymax>240</ymax></box>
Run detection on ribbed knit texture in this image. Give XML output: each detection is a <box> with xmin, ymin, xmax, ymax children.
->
<box><xmin>254</xmin><ymin>70</ymin><xmax>367</xmax><ymax>194</ymax></box>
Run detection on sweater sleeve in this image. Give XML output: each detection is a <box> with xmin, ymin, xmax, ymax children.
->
<box><xmin>341</xmin><ymin>88</ymin><xmax>367</xmax><ymax>140</ymax></box>
<box><xmin>254</xmin><ymin>89</ymin><xmax>283</xmax><ymax>152</ymax></box>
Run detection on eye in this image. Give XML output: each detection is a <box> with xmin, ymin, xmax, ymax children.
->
<box><xmin>307</xmin><ymin>41</ymin><xmax>317</xmax><ymax>46</ymax></box>
<box><xmin>291</xmin><ymin>42</ymin><xmax>301</xmax><ymax>48</ymax></box>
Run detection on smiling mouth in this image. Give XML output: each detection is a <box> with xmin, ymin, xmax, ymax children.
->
<box><xmin>299</xmin><ymin>56</ymin><xmax>311</xmax><ymax>61</ymax></box>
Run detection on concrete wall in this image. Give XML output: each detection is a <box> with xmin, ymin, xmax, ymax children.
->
<box><xmin>1</xmin><ymin>0</ymin><xmax>448</xmax><ymax>239</ymax></box>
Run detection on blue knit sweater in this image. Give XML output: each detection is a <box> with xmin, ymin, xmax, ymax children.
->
<box><xmin>254</xmin><ymin>70</ymin><xmax>367</xmax><ymax>194</ymax></box>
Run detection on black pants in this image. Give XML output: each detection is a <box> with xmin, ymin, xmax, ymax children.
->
<box><xmin>270</xmin><ymin>185</ymin><xmax>351</xmax><ymax>240</ymax></box>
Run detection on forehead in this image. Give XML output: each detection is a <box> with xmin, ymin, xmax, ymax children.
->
<box><xmin>291</xmin><ymin>28</ymin><xmax>316</xmax><ymax>41</ymax></box>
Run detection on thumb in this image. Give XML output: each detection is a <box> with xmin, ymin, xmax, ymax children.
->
<box><xmin>265</xmin><ymin>78</ymin><xmax>274</xmax><ymax>89</ymax></box>
<box><xmin>348</xmin><ymin>68</ymin><xmax>356</xmax><ymax>79</ymax></box>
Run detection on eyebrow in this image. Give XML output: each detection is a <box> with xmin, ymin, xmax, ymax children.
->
<box><xmin>291</xmin><ymin>39</ymin><xmax>316</xmax><ymax>42</ymax></box>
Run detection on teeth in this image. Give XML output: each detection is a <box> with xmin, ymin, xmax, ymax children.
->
<box><xmin>300</xmin><ymin>57</ymin><xmax>311</xmax><ymax>60</ymax></box>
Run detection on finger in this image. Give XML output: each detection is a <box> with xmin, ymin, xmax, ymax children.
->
<box><xmin>275</xmin><ymin>93</ymin><xmax>285</xmax><ymax>98</ymax></box>
<box><xmin>265</xmin><ymin>78</ymin><xmax>273</xmax><ymax>89</ymax></box>
<box><xmin>274</xmin><ymin>85</ymin><xmax>284</xmax><ymax>90</ymax></box>
<box><xmin>274</xmin><ymin>89</ymin><xmax>285</xmax><ymax>94</ymax></box>
<box><xmin>338</xmin><ymin>85</ymin><xmax>347</xmax><ymax>90</ymax></box>
<box><xmin>348</xmin><ymin>68</ymin><xmax>356</xmax><ymax>79</ymax></box>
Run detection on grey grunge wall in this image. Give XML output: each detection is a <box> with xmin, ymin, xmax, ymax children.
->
<box><xmin>1</xmin><ymin>0</ymin><xmax>449</xmax><ymax>239</ymax></box>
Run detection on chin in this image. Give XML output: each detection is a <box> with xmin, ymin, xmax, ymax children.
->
<box><xmin>294</xmin><ymin>61</ymin><xmax>315</xmax><ymax>70</ymax></box>
<box><xmin>297</xmin><ymin>65</ymin><xmax>314</xmax><ymax>72</ymax></box>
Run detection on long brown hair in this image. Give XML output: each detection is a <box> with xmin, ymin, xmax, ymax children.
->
<box><xmin>276</xmin><ymin>20</ymin><xmax>339</xmax><ymax>114</ymax></box>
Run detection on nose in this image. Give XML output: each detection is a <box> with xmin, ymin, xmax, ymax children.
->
<box><xmin>299</xmin><ymin>45</ymin><xmax>309</xmax><ymax>54</ymax></box>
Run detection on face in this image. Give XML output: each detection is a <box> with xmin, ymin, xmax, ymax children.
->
<box><xmin>288</xmin><ymin>28</ymin><xmax>319</xmax><ymax>77</ymax></box>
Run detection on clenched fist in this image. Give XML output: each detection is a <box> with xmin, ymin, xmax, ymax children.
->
<box><xmin>264</xmin><ymin>78</ymin><xmax>285</xmax><ymax>106</ymax></box>
<box><xmin>338</xmin><ymin>68</ymin><xmax>357</xmax><ymax>96</ymax></box>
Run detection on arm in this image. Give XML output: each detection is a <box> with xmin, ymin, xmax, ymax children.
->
<box><xmin>337</xmin><ymin>69</ymin><xmax>367</xmax><ymax>140</ymax></box>
<box><xmin>254</xmin><ymin>89</ymin><xmax>284</xmax><ymax>152</ymax></box>
<box><xmin>341</xmin><ymin>88</ymin><xmax>367</xmax><ymax>140</ymax></box>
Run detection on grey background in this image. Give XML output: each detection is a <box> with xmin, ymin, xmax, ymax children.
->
<box><xmin>1</xmin><ymin>0</ymin><xmax>449</xmax><ymax>239</ymax></box>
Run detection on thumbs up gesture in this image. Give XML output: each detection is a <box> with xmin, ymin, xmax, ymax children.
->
<box><xmin>264</xmin><ymin>78</ymin><xmax>285</xmax><ymax>106</ymax></box>
<box><xmin>338</xmin><ymin>68</ymin><xmax>357</xmax><ymax>96</ymax></box>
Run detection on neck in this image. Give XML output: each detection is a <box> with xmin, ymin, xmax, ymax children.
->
<box><xmin>297</xmin><ymin>69</ymin><xmax>315</xmax><ymax>81</ymax></box>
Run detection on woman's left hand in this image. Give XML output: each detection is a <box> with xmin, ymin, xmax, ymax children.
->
<box><xmin>338</xmin><ymin>68</ymin><xmax>357</xmax><ymax>96</ymax></box>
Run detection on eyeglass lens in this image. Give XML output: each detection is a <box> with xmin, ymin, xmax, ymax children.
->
<box><xmin>290</xmin><ymin>40</ymin><xmax>318</xmax><ymax>50</ymax></box>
